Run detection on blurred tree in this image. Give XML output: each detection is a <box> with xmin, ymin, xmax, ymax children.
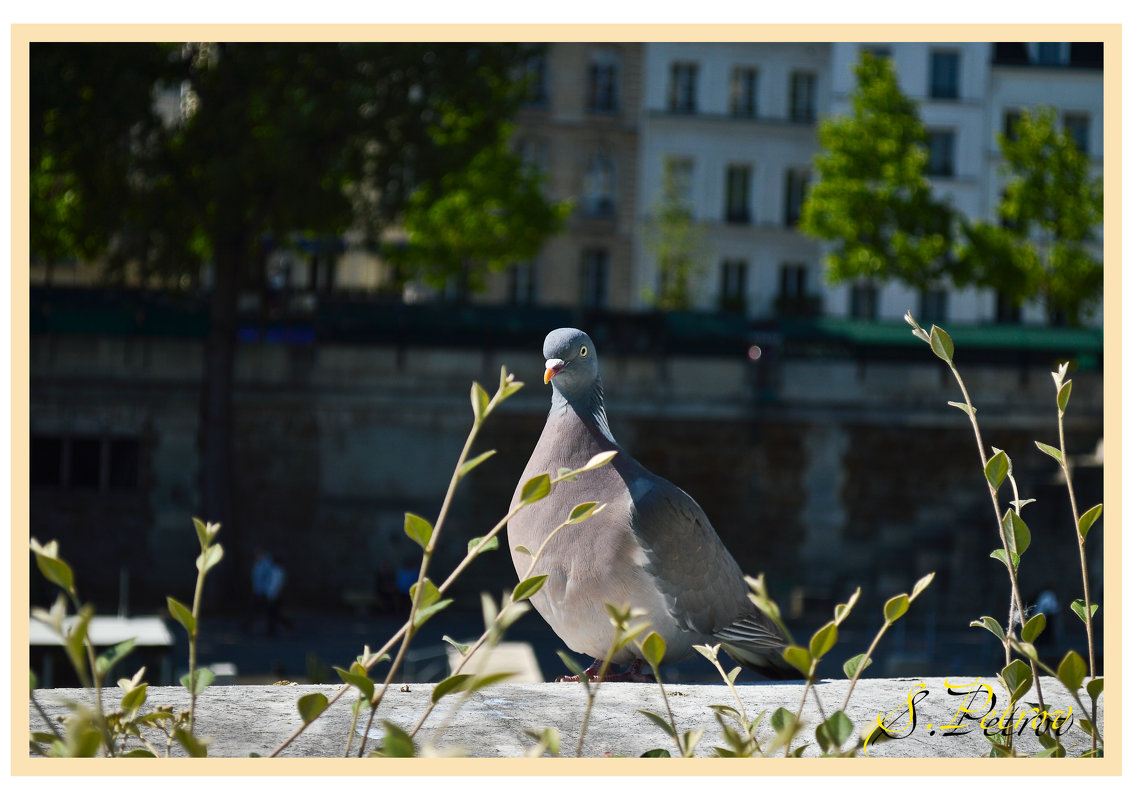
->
<box><xmin>30</xmin><ymin>42</ymin><xmax>547</xmax><ymax>594</ymax></box>
<box><xmin>799</xmin><ymin>52</ymin><xmax>956</xmax><ymax>291</ymax></box>
<box><xmin>645</xmin><ymin>156</ymin><xmax>709</xmax><ymax>310</ymax></box>
<box><xmin>393</xmin><ymin>122</ymin><xmax>572</xmax><ymax>299</ymax></box>
<box><xmin>960</xmin><ymin>107</ymin><xmax>1103</xmax><ymax>326</ymax></box>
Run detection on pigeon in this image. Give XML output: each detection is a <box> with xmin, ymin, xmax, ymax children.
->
<box><xmin>507</xmin><ymin>327</ymin><xmax>795</xmax><ymax>681</ymax></box>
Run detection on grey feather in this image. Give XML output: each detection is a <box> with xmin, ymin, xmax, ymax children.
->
<box><xmin>507</xmin><ymin>328</ymin><xmax>797</xmax><ymax>679</ymax></box>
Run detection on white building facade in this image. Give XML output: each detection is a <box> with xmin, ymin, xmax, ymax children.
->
<box><xmin>635</xmin><ymin>41</ymin><xmax>1104</xmax><ymax>327</ymax></box>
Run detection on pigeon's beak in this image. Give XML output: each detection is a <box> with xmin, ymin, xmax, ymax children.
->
<box><xmin>544</xmin><ymin>358</ymin><xmax>566</xmax><ymax>384</ymax></box>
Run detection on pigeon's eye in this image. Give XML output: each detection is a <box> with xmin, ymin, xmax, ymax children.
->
<box><xmin>579</xmin><ymin>345</ymin><xmax>588</xmax><ymax>357</ymax></box>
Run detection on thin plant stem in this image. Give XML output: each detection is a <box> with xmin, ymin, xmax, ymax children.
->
<box><xmin>842</xmin><ymin>622</ymin><xmax>889</xmax><ymax>712</ymax></box>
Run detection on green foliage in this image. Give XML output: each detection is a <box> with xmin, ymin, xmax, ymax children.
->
<box><xmin>394</xmin><ymin>123</ymin><xmax>571</xmax><ymax>292</ymax></box>
<box><xmin>644</xmin><ymin>156</ymin><xmax>710</xmax><ymax>309</ymax></box>
<box><xmin>800</xmin><ymin>52</ymin><xmax>956</xmax><ymax>291</ymax></box>
<box><xmin>960</xmin><ymin>107</ymin><xmax>1103</xmax><ymax>325</ymax></box>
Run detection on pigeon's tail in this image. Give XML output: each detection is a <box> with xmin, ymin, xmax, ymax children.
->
<box><xmin>714</xmin><ymin>616</ymin><xmax>801</xmax><ymax>680</ymax></box>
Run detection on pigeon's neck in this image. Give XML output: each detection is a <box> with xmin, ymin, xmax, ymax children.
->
<box><xmin>550</xmin><ymin>376</ymin><xmax>616</xmax><ymax>446</ymax></box>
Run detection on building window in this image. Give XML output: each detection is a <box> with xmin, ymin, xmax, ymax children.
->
<box><xmin>580</xmin><ymin>248</ymin><xmax>609</xmax><ymax>309</ymax></box>
<box><xmin>1063</xmin><ymin>113</ymin><xmax>1090</xmax><ymax>154</ymax></box>
<box><xmin>1003</xmin><ymin>109</ymin><xmax>1022</xmax><ymax>142</ymax></box>
<box><xmin>789</xmin><ymin>71</ymin><xmax>816</xmax><ymax>122</ymax></box>
<box><xmin>582</xmin><ymin>150</ymin><xmax>616</xmax><ymax>218</ymax></box>
<box><xmin>669</xmin><ymin>62</ymin><xmax>699</xmax><ymax>113</ymax></box>
<box><xmin>996</xmin><ymin>291</ymin><xmax>1022</xmax><ymax>324</ymax></box>
<box><xmin>862</xmin><ymin>45</ymin><xmax>891</xmax><ymax>60</ymax></box>
<box><xmin>776</xmin><ymin>263</ymin><xmax>818</xmax><ymax>317</ymax></box>
<box><xmin>730</xmin><ymin>67</ymin><xmax>758</xmax><ymax>117</ymax></box>
<box><xmin>929</xmin><ymin>51</ymin><xmax>960</xmax><ymax>99</ymax></box>
<box><xmin>784</xmin><ymin>168</ymin><xmax>809</xmax><ymax>227</ymax></box>
<box><xmin>30</xmin><ymin>434</ymin><xmax>141</xmax><ymax>492</ymax></box>
<box><xmin>927</xmin><ymin>130</ymin><xmax>956</xmax><ymax>177</ymax></box>
<box><xmin>508</xmin><ymin>262</ymin><xmax>536</xmax><ymax>306</ymax></box>
<box><xmin>724</xmin><ymin>165</ymin><xmax>752</xmax><ymax>224</ymax></box>
<box><xmin>586</xmin><ymin>47</ymin><xmax>619</xmax><ymax>112</ymax></box>
<box><xmin>919</xmin><ymin>288</ymin><xmax>949</xmax><ymax>323</ymax></box>
<box><xmin>522</xmin><ymin>50</ymin><xmax>548</xmax><ymax>106</ymax></box>
<box><xmin>1030</xmin><ymin>42</ymin><xmax>1070</xmax><ymax>66</ymax></box>
<box><xmin>719</xmin><ymin>259</ymin><xmax>747</xmax><ymax>313</ymax></box>
<box><xmin>850</xmin><ymin>283</ymin><xmax>879</xmax><ymax>320</ymax></box>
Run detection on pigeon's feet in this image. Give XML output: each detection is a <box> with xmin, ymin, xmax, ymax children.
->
<box><xmin>555</xmin><ymin>658</ymin><xmax>652</xmax><ymax>683</ymax></box>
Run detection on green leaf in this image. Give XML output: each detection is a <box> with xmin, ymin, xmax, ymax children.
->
<box><xmin>62</xmin><ymin>606</ymin><xmax>94</xmax><ymax>684</ymax></box>
<box><xmin>567</xmin><ymin>501</ymin><xmax>605</xmax><ymax>524</ymax></box>
<box><xmin>121</xmin><ymin>683</ymin><xmax>148</xmax><ymax>714</ymax></box>
<box><xmin>467</xmin><ymin>535</ymin><xmax>498</xmax><ymax>555</ymax></box>
<box><xmin>1077</xmin><ymin>504</ymin><xmax>1102</xmax><ymax>540</ymax></box>
<box><xmin>334</xmin><ymin>666</ymin><xmax>375</xmax><ymax>700</ymax></box>
<box><xmin>990</xmin><ymin>548</ymin><xmax>1020</xmax><ymax>571</ymax></box>
<box><xmin>1003</xmin><ymin>509</ymin><xmax>1031</xmax><ymax>559</ymax></box>
<box><xmin>403</xmin><ymin>513</ymin><xmax>433</xmax><ymax>550</ymax></box>
<box><xmin>1021</xmin><ymin>613</ymin><xmax>1046</xmax><ymax>643</ymax></box>
<box><xmin>458</xmin><ymin>449</ymin><xmax>496</xmax><ymax>478</ymax></box>
<box><xmin>1035</xmin><ymin>441</ymin><xmax>1064</xmax><ymax>464</ymax></box>
<box><xmin>726</xmin><ymin>666</ymin><xmax>741</xmax><ymax>684</ymax></box>
<box><xmin>32</xmin><ymin>547</ymin><xmax>74</xmax><ymax>594</ymax></box>
<box><xmin>971</xmin><ymin>616</ymin><xmax>1006</xmax><ymax>642</ymax></box>
<box><xmin>679</xmin><ymin>728</ymin><xmax>703</xmax><ymax>757</ymax></box>
<box><xmin>1013</xmin><ymin>640</ymin><xmax>1040</xmax><ymax>663</ymax></box>
<box><xmin>95</xmin><ymin>638</ymin><xmax>136</xmax><ymax>678</ymax></box>
<box><xmin>195</xmin><ymin>543</ymin><xmax>224</xmax><ymax>574</ymax></box>
<box><xmin>180</xmin><ymin>667</ymin><xmax>215</xmax><ymax>696</ymax></box>
<box><xmin>512</xmin><ymin>574</ymin><xmax>548</xmax><ymax>602</ymax></box>
<box><xmin>376</xmin><ymin>721</ymin><xmax>415</xmax><ymax>758</ymax></box>
<box><xmin>121</xmin><ymin>748</ymin><xmax>157</xmax><ymax>757</ymax></box>
<box><xmin>512</xmin><ymin>545</ymin><xmax>533</xmax><ymax>557</ymax></box>
<box><xmin>470</xmin><ymin>381</ymin><xmax>490</xmax><ymax>422</ymax></box>
<box><xmin>637</xmin><ymin>708</ymin><xmax>676</xmax><ymax>738</ymax></box>
<box><xmin>582</xmin><ymin>450</ymin><xmax>618</xmax><ymax>471</ymax></box>
<box><xmin>1057</xmin><ymin>651</ymin><xmax>1087</xmax><ymax>693</ymax></box>
<box><xmin>173</xmin><ymin>727</ymin><xmax>208</xmax><ymax>758</ymax></box>
<box><xmin>984</xmin><ymin>450</ymin><xmax>1009</xmax><ymax>490</ymax></box>
<box><xmin>192</xmin><ymin>518</ymin><xmax>218</xmax><ymax>550</ymax></box>
<box><xmin>883</xmin><ymin>593</ymin><xmax>910</xmax><ymax>623</ymax></box>
<box><xmin>409</xmin><ymin>577</ymin><xmax>441</xmax><ymax>609</ymax></box>
<box><xmin>947</xmin><ymin>401</ymin><xmax>975</xmax><ymax>415</ymax></box>
<box><xmin>770</xmin><ymin>707</ymin><xmax>797</xmax><ymax>735</ymax></box>
<box><xmin>640</xmin><ymin>631</ymin><xmax>666</xmax><ymax>668</ymax></box>
<box><xmin>297</xmin><ymin>692</ymin><xmax>328</xmax><ymax>723</ymax></box>
<box><xmin>431</xmin><ymin>673</ymin><xmax>472</xmax><ymax>703</ymax></box>
<box><xmin>519</xmin><ymin>473</ymin><xmax>551</xmax><ymax>506</ymax></box>
<box><xmin>413</xmin><ymin>598</ymin><xmax>453</xmax><ymax>629</ymax></box>
<box><xmin>466</xmin><ymin>672</ymin><xmax>516</xmax><ymax>694</ymax></box>
<box><xmin>557</xmin><ymin>650</ymin><xmax>590</xmax><ymax>684</ymax></box>
<box><xmin>1057</xmin><ymin>380</ymin><xmax>1072</xmax><ymax>413</ymax></box>
<box><xmin>1086</xmin><ymin>677</ymin><xmax>1103</xmax><ymax>703</ymax></box>
<box><xmin>1000</xmin><ymin>659</ymin><xmax>1033</xmax><ymax>704</ymax></box>
<box><xmin>833</xmin><ymin>587</ymin><xmax>861</xmax><ymax>625</ymax></box>
<box><xmin>1070</xmin><ymin>599</ymin><xmax>1098</xmax><ymax>624</ymax></box>
<box><xmin>816</xmin><ymin>710</ymin><xmax>854</xmax><ymax>753</ymax></box>
<box><xmin>167</xmin><ymin>596</ymin><xmax>197</xmax><ymax>637</ymax></box>
<box><xmin>442</xmin><ymin>635</ymin><xmax>470</xmax><ymax>656</ymax></box>
<box><xmin>909</xmin><ymin>572</ymin><xmax>935</xmax><ymax>601</ymax></box>
<box><xmin>640</xmin><ymin>748</ymin><xmax>672</xmax><ymax>758</ymax></box>
<box><xmin>782</xmin><ymin>645</ymin><xmax>813</xmax><ymax>678</ymax></box>
<box><xmin>929</xmin><ymin>325</ymin><xmax>954</xmax><ymax>362</ymax></box>
<box><xmin>809</xmin><ymin>621</ymin><xmax>838</xmax><ymax>659</ymax></box>
<box><xmin>843</xmin><ymin>653</ymin><xmax>872</xmax><ymax>680</ymax></box>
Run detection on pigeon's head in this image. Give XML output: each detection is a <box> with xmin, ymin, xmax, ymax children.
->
<box><xmin>542</xmin><ymin>327</ymin><xmax>600</xmax><ymax>399</ymax></box>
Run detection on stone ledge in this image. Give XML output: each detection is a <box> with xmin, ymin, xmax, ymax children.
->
<box><xmin>29</xmin><ymin>676</ymin><xmax>1102</xmax><ymax>759</ymax></box>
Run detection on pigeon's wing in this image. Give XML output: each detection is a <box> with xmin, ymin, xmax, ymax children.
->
<box><xmin>627</xmin><ymin>469</ymin><xmax>795</xmax><ymax>678</ymax></box>
<box><xmin>626</xmin><ymin>470</ymin><xmax>752</xmax><ymax>635</ymax></box>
